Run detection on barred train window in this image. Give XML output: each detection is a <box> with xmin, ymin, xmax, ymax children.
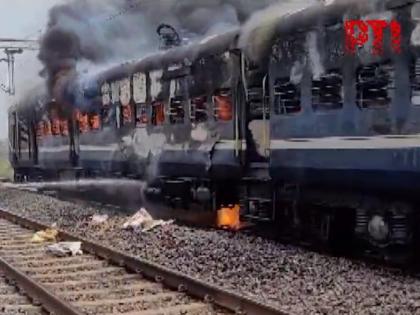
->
<box><xmin>274</xmin><ymin>79</ymin><xmax>301</xmax><ymax>115</ymax></box>
<box><xmin>169</xmin><ymin>97</ymin><xmax>185</xmax><ymax>124</ymax></box>
<box><xmin>169</xmin><ymin>80</ymin><xmax>185</xmax><ymax>124</ymax></box>
<box><xmin>312</xmin><ymin>70</ymin><xmax>343</xmax><ymax>111</ymax></box>
<box><xmin>190</xmin><ymin>96</ymin><xmax>208</xmax><ymax>123</ymax></box>
<box><xmin>18</xmin><ymin>120</ymin><xmax>29</xmax><ymax>154</ymax></box>
<box><xmin>356</xmin><ymin>62</ymin><xmax>395</xmax><ymax>109</ymax></box>
<box><xmin>151</xmin><ymin>102</ymin><xmax>165</xmax><ymax>126</ymax></box>
<box><xmin>213</xmin><ymin>90</ymin><xmax>233</xmax><ymax>121</ymax></box>
<box><xmin>136</xmin><ymin>103</ymin><xmax>148</xmax><ymax>127</ymax></box>
<box><xmin>410</xmin><ymin>58</ymin><xmax>420</xmax><ymax>106</ymax></box>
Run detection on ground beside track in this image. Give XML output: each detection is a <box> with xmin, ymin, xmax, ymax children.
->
<box><xmin>0</xmin><ymin>187</ymin><xmax>420</xmax><ymax>315</ymax></box>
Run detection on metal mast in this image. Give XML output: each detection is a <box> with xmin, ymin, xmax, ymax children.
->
<box><xmin>0</xmin><ymin>39</ymin><xmax>39</xmax><ymax>96</ymax></box>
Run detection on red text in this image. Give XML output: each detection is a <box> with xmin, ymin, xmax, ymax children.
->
<box><xmin>344</xmin><ymin>20</ymin><xmax>402</xmax><ymax>55</ymax></box>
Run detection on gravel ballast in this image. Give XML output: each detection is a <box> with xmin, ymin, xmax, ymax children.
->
<box><xmin>0</xmin><ymin>187</ymin><xmax>420</xmax><ymax>315</ymax></box>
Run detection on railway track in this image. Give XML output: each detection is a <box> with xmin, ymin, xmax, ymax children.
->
<box><xmin>0</xmin><ymin>208</ymin><xmax>284</xmax><ymax>315</ymax></box>
<box><xmin>0</xmin><ymin>269</ymin><xmax>45</xmax><ymax>314</ymax></box>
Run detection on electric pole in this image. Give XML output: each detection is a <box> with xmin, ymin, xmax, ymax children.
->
<box><xmin>0</xmin><ymin>39</ymin><xmax>39</xmax><ymax>96</ymax></box>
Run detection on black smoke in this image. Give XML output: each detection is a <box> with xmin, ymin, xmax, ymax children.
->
<box><xmin>38</xmin><ymin>0</ymin><xmax>278</xmax><ymax>94</ymax></box>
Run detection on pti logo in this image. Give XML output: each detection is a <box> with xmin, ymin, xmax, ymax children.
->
<box><xmin>344</xmin><ymin>20</ymin><xmax>402</xmax><ymax>55</ymax></box>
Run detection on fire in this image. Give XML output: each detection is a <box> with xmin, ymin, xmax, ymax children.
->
<box><xmin>217</xmin><ymin>204</ymin><xmax>241</xmax><ymax>231</ymax></box>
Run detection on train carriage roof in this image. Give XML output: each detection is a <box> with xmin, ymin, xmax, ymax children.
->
<box><xmin>94</xmin><ymin>29</ymin><xmax>240</xmax><ymax>83</ymax></box>
<box><xmin>241</xmin><ymin>0</ymin><xmax>417</xmax><ymax>63</ymax></box>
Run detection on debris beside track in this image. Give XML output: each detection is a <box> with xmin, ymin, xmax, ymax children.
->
<box><xmin>1</xmin><ymin>187</ymin><xmax>420</xmax><ymax>314</ymax></box>
<box><xmin>123</xmin><ymin>208</ymin><xmax>174</xmax><ymax>232</ymax></box>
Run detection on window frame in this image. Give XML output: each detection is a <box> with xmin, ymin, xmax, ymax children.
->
<box><xmin>311</xmin><ymin>69</ymin><xmax>344</xmax><ymax>112</ymax></box>
<box><xmin>273</xmin><ymin>78</ymin><xmax>302</xmax><ymax>116</ymax></box>
<box><xmin>356</xmin><ymin>61</ymin><xmax>395</xmax><ymax>110</ymax></box>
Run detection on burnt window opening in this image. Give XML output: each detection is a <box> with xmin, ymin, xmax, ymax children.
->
<box><xmin>248</xmin><ymin>86</ymin><xmax>270</xmax><ymax>119</ymax></box>
<box><xmin>51</xmin><ymin>118</ymin><xmax>60</xmax><ymax>136</ymax></box>
<box><xmin>410</xmin><ymin>58</ymin><xmax>420</xmax><ymax>106</ymax></box>
<box><xmin>76</xmin><ymin>111</ymin><xmax>89</xmax><ymax>134</ymax></box>
<box><xmin>9</xmin><ymin>113</ymin><xmax>17</xmax><ymax>153</ymax></box>
<box><xmin>18</xmin><ymin>120</ymin><xmax>29</xmax><ymax>143</ymax></box>
<box><xmin>18</xmin><ymin>120</ymin><xmax>30</xmax><ymax>157</ymax></box>
<box><xmin>60</xmin><ymin>119</ymin><xmax>69</xmax><ymax>136</ymax></box>
<box><xmin>50</xmin><ymin>109</ymin><xmax>60</xmax><ymax>136</ymax></box>
<box><xmin>312</xmin><ymin>70</ymin><xmax>343</xmax><ymax>111</ymax></box>
<box><xmin>169</xmin><ymin>97</ymin><xmax>185</xmax><ymax>124</ymax></box>
<box><xmin>190</xmin><ymin>96</ymin><xmax>208</xmax><ymax>123</ymax></box>
<box><xmin>136</xmin><ymin>103</ymin><xmax>148</xmax><ymax>127</ymax></box>
<box><xmin>121</xmin><ymin>104</ymin><xmax>133</xmax><ymax>126</ymax></box>
<box><xmin>151</xmin><ymin>102</ymin><xmax>165</xmax><ymax>126</ymax></box>
<box><xmin>36</xmin><ymin>121</ymin><xmax>43</xmax><ymax>138</ymax></box>
<box><xmin>274</xmin><ymin>79</ymin><xmax>301</xmax><ymax>115</ymax></box>
<box><xmin>213</xmin><ymin>89</ymin><xmax>233</xmax><ymax>121</ymax></box>
<box><xmin>89</xmin><ymin>113</ymin><xmax>101</xmax><ymax>131</ymax></box>
<box><xmin>101</xmin><ymin>105</ymin><xmax>114</xmax><ymax>127</ymax></box>
<box><xmin>43</xmin><ymin>120</ymin><xmax>52</xmax><ymax>136</ymax></box>
<box><xmin>356</xmin><ymin>62</ymin><xmax>395</xmax><ymax>109</ymax></box>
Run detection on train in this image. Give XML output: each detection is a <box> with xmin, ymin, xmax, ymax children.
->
<box><xmin>9</xmin><ymin>0</ymin><xmax>420</xmax><ymax>262</ymax></box>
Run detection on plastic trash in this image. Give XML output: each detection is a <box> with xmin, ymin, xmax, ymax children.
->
<box><xmin>31</xmin><ymin>228</ymin><xmax>58</xmax><ymax>243</ymax></box>
<box><xmin>122</xmin><ymin>208</ymin><xmax>153</xmax><ymax>229</ymax></box>
<box><xmin>46</xmin><ymin>242</ymin><xmax>83</xmax><ymax>257</ymax></box>
<box><xmin>122</xmin><ymin>208</ymin><xmax>173</xmax><ymax>232</ymax></box>
<box><xmin>90</xmin><ymin>214</ymin><xmax>109</xmax><ymax>225</ymax></box>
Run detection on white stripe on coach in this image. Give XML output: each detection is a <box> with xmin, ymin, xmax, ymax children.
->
<box><xmin>270</xmin><ymin>134</ymin><xmax>420</xmax><ymax>150</ymax></box>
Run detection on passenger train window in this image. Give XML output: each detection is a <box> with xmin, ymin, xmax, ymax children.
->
<box><xmin>76</xmin><ymin>111</ymin><xmax>89</xmax><ymax>134</ymax></box>
<box><xmin>60</xmin><ymin>119</ymin><xmax>69</xmax><ymax>136</ymax></box>
<box><xmin>89</xmin><ymin>113</ymin><xmax>101</xmax><ymax>131</ymax></box>
<box><xmin>120</xmin><ymin>78</ymin><xmax>133</xmax><ymax>127</ymax></box>
<box><xmin>169</xmin><ymin>80</ymin><xmax>185</xmax><ymax>125</ymax></box>
<box><xmin>44</xmin><ymin>120</ymin><xmax>52</xmax><ymax>136</ymax></box>
<box><xmin>213</xmin><ymin>90</ymin><xmax>233</xmax><ymax>121</ymax></box>
<box><xmin>356</xmin><ymin>62</ymin><xmax>395</xmax><ymax>109</ymax></box>
<box><xmin>410</xmin><ymin>58</ymin><xmax>420</xmax><ymax>106</ymax></box>
<box><xmin>121</xmin><ymin>105</ymin><xmax>133</xmax><ymax>125</ymax></box>
<box><xmin>101</xmin><ymin>106</ymin><xmax>113</xmax><ymax>126</ymax></box>
<box><xmin>190</xmin><ymin>96</ymin><xmax>208</xmax><ymax>123</ymax></box>
<box><xmin>51</xmin><ymin>119</ymin><xmax>60</xmax><ymax>136</ymax></box>
<box><xmin>36</xmin><ymin>122</ymin><xmax>43</xmax><ymax>139</ymax></box>
<box><xmin>151</xmin><ymin>102</ymin><xmax>165</xmax><ymax>126</ymax></box>
<box><xmin>169</xmin><ymin>97</ymin><xmax>185</xmax><ymax>124</ymax></box>
<box><xmin>136</xmin><ymin>103</ymin><xmax>148</xmax><ymax>127</ymax></box>
<box><xmin>18</xmin><ymin>120</ymin><xmax>29</xmax><ymax>158</ymax></box>
<box><xmin>274</xmin><ymin>79</ymin><xmax>301</xmax><ymax>115</ymax></box>
<box><xmin>312</xmin><ymin>70</ymin><xmax>343</xmax><ymax>111</ymax></box>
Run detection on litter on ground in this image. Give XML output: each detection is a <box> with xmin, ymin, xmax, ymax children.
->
<box><xmin>90</xmin><ymin>214</ymin><xmax>109</xmax><ymax>225</ymax></box>
<box><xmin>46</xmin><ymin>242</ymin><xmax>83</xmax><ymax>257</ymax></box>
<box><xmin>31</xmin><ymin>228</ymin><xmax>58</xmax><ymax>243</ymax></box>
<box><xmin>122</xmin><ymin>208</ymin><xmax>174</xmax><ymax>232</ymax></box>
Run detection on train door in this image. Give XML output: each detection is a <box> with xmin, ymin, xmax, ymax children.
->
<box><xmin>239</xmin><ymin>55</ymin><xmax>273</xmax><ymax>222</ymax></box>
<box><xmin>241</xmin><ymin>56</ymin><xmax>270</xmax><ymax>167</ymax></box>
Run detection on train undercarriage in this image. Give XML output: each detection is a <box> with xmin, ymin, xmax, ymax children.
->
<box><xmin>12</xmin><ymin>162</ymin><xmax>419</xmax><ymax>265</ymax></box>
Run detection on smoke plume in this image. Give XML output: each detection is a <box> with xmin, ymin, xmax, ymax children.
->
<box><xmin>38</xmin><ymin>0</ymin><xmax>280</xmax><ymax>95</ymax></box>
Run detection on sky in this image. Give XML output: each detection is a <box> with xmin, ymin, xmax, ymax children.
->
<box><xmin>0</xmin><ymin>0</ymin><xmax>62</xmax><ymax>139</ymax></box>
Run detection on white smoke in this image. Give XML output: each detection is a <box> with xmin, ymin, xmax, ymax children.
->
<box><xmin>290</xmin><ymin>60</ymin><xmax>305</xmax><ymax>84</ymax></box>
<box><xmin>411</xmin><ymin>3</ymin><xmax>420</xmax><ymax>47</ymax></box>
<box><xmin>306</xmin><ymin>31</ymin><xmax>325</xmax><ymax>80</ymax></box>
<box><xmin>238</xmin><ymin>0</ymin><xmax>321</xmax><ymax>63</ymax></box>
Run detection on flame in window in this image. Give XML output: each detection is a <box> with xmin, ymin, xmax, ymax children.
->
<box><xmin>214</xmin><ymin>93</ymin><xmax>233</xmax><ymax>121</ymax></box>
<box><xmin>151</xmin><ymin>102</ymin><xmax>165</xmax><ymax>126</ymax></box>
<box><xmin>122</xmin><ymin>105</ymin><xmax>133</xmax><ymax>124</ymax></box>
<box><xmin>89</xmin><ymin>114</ymin><xmax>101</xmax><ymax>131</ymax></box>
<box><xmin>60</xmin><ymin>120</ymin><xmax>69</xmax><ymax>136</ymax></box>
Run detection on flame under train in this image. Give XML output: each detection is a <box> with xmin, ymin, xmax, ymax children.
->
<box><xmin>9</xmin><ymin>0</ymin><xmax>420</xmax><ymax>262</ymax></box>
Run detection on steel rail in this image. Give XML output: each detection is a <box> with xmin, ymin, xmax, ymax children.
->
<box><xmin>0</xmin><ymin>256</ymin><xmax>83</xmax><ymax>315</ymax></box>
<box><xmin>0</xmin><ymin>207</ymin><xmax>287</xmax><ymax>315</ymax></box>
